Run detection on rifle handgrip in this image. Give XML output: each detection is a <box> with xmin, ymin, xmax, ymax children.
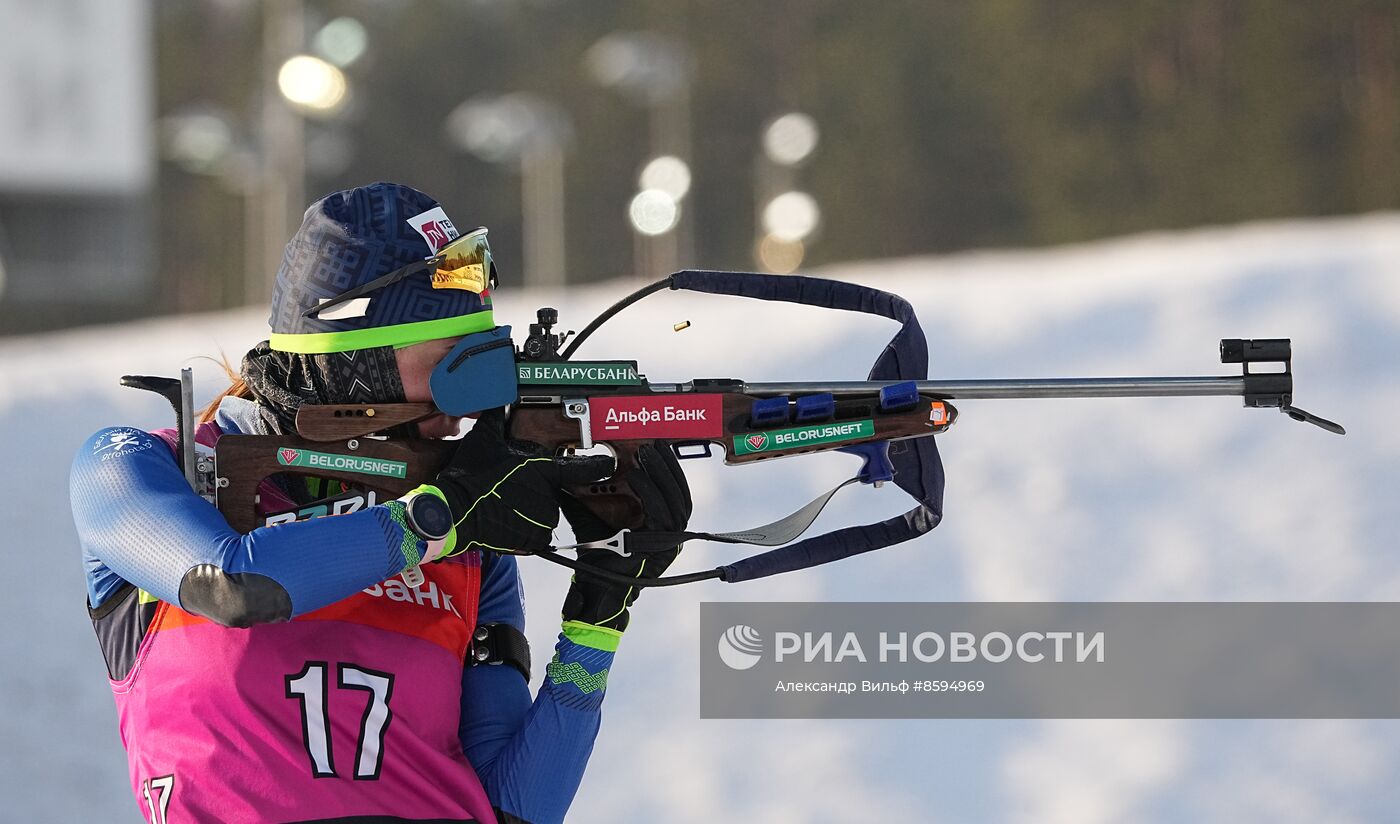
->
<box><xmin>565</xmin><ymin>441</ymin><xmax>646</xmax><ymax>531</ymax></box>
<box><xmin>507</xmin><ymin>407</ymin><xmax>647</xmax><ymax>530</ymax></box>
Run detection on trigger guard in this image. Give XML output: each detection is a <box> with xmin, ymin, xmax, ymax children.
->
<box><xmin>556</xmin><ymin>442</ymin><xmax>620</xmax><ymax>480</ymax></box>
<box><xmin>837</xmin><ymin>441</ymin><xmax>895</xmax><ymax>485</ymax></box>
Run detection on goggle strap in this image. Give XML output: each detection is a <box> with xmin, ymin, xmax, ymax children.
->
<box><xmin>302</xmin><ymin>259</ymin><xmax>433</xmax><ymax>319</ymax></box>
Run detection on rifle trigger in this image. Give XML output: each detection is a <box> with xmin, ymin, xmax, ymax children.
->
<box><xmin>563</xmin><ymin>398</ymin><xmax>593</xmax><ymax>449</ymax></box>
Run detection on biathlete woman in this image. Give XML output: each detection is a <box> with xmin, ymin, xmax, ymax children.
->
<box><xmin>70</xmin><ymin>182</ymin><xmax>688</xmax><ymax>824</ymax></box>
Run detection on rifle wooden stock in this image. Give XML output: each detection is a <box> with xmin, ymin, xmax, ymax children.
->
<box><xmin>294</xmin><ymin>403</ymin><xmax>439</xmax><ymax>441</ymax></box>
<box><xmin>214</xmin><ymin>436</ymin><xmax>453</xmax><ymax>533</ymax></box>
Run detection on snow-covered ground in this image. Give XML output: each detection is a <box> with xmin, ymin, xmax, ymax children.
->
<box><xmin>3</xmin><ymin>214</ymin><xmax>1398</xmax><ymax>822</ymax></box>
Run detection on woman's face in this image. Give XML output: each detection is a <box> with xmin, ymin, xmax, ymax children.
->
<box><xmin>395</xmin><ymin>337</ymin><xmax>465</xmax><ymax>439</ymax></box>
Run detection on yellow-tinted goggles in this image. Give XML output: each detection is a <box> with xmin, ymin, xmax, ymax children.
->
<box><xmin>429</xmin><ymin>227</ymin><xmax>495</xmax><ymax>294</ymax></box>
<box><xmin>303</xmin><ymin>227</ymin><xmax>496</xmax><ymax>320</ymax></box>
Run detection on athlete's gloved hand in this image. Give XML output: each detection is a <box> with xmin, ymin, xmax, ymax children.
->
<box><xmin>560</xmin><ymin>443</ymin><xmax>692</xmax><ymax>632</ymax></box>
<box><xmin>429</xmin><ymin>409</ymin><xmax>613</xmax><ymax>555</ymax></box>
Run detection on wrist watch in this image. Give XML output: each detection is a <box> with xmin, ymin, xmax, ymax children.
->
<box><xmin>402</xmin><ymin>490</ymin><xmax>453</xmax><ymax>543</ymax></box>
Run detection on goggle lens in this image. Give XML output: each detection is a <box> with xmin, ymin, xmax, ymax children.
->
<box><xmin>430</xmin><ymin>229</ymin><xmax>495</xmax><ymax>294</ymax></box>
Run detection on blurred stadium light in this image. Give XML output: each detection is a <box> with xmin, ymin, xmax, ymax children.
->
<box><xmin>639</xmin><ymin>155</ymin><xmax>691</xmax><ymax>201</ymax></box>
<box><xmin>585</xmin><ymin>31</ymin><xmax>691</xmax><ymax>105</ymax></box>
<box><xmin>754</xmin><ymin>112</ymin><xmax>821</xmax><ymax>273</ymax></box>
<box><xmin>160</xmin><ymin>108</ymin><xmax>238</xmax><ymax>177</ymax></box>
<box><xmin>587</xmin><ymin>31</ymin><xmax>694</xmax><ymax>277</ymax></box>
<box><xmin>277</xmin><ymin>55</ymin><xmax>349</xmax><ymax>116</ymax></box>
<box><xmin>628</xmin><ymin>189</ymin><xmax>681</xmax><ymax>237</ymax></box>
<box><xmin>445</xmin><ymin>93</ymin><xmax>573</xmax><ymax>288</ymax></box>
<box><xmin>312</xmin><ymin>17</ymin><xmax>369</xmax><ymax>69</ymax></box>
<box><xmin>762</xmin><ymin>112</ymin><xmax>820</xmax><ymax>168</ymax></box>
<box><xmin>756</xmin><ymin>234</ymin><xmax>804</xmax><ymax>275</ymax></box>
<box><xmin>762</xmin><ymin>191</ymin><xmax>821</xmax><ymax>242</ymax></box>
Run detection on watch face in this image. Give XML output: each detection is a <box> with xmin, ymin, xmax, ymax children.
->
<box><xmin>408</xmin><ymin>495</ymin><xmax>453</xmax><ymax>541</ymax></box>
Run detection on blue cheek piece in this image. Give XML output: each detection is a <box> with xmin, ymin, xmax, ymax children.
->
<box><xmin>430</xmin><ymin>325</ymin><xmax>520</xmax><ymax>416</ymax></box>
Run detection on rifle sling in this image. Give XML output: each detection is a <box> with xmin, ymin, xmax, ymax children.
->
<box><xmin>546</xmin><ymin>269</ymin><xmax>948</xmax><ymax>586</ymax></box>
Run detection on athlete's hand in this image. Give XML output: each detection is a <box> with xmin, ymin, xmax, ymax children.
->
<box><xmin>429</xmin><ymin>409</ymin><xmax>613</xmax><ymax>555</ymax></box>
<box><xmin>560</xmin><ymin>442</ymin><xmax>691</xmax><ymax>632</ymax></box>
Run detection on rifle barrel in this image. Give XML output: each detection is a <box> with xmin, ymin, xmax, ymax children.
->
<box><xmin>741</xmin><ymin>376</ymin><xmax>1244</xmax><ymax>400</ymax></box>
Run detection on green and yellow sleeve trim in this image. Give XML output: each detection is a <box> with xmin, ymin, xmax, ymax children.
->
<box><xmin>561</xmin><ymin>620</ymin><xmax>623</xmax><ymax>652</ymax></box>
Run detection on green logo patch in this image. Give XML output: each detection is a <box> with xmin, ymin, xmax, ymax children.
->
<box><xmin>276</xmin><ymin>448</ymin><xmax>408</xmax><ymax>479</ymax></box>
<box><xmin>517</xmin><ymin>362</ymin><xmax>641</xmax><ymax>385</ymax></box>
<box><xmin>733</xmin><ymin>419</ymin><xmax>875</xmax><ymax>455</ymax></box>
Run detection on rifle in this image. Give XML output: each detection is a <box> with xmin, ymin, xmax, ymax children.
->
<box><xmin>125</xmin><ymin>271</ymin><xmax>1344</xmax><ymax>587</ymax></box>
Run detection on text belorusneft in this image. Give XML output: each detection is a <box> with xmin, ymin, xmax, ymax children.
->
<box><xmin>774</xmin><ymin>630</ymin><xmax>1105</xmax><ymax>663</ymax></box>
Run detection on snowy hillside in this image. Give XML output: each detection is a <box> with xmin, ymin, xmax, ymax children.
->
<box><xmin>3</xmin><ymin>214</ymin><xmax>1398</xmax><ymax>823</ymax></box>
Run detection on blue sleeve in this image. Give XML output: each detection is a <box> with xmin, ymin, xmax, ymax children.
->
<box><xmin>459</xmin><ymin>555</ymin><xmax>616</xmax><ymax>824</ymax></box>
<box><xmin>477</xmin><ymin>551</ymin><xmax>527</xmax><ymax>630</ymax></box>
<box><xmin>71</xmin><ymin>427</ymin><xmax>423</xmax><ymax>621</ymax></box>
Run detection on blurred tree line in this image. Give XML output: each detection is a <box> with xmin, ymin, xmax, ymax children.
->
<box><xmin>156</xmin><ymin>0</ymin><xmax>1399</xmax><ymax>313</ymax></box>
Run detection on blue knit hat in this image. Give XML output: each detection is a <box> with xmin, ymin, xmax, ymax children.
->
<box><xmin>267</xmin><ymin>182</ymin><xmax>494</xmax><ymax>353</ymax></box>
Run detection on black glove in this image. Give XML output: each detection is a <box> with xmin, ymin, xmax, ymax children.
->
<box><xmin>430</xmin><ymin>409</ymin><xmax>613</xmax><ymax>555</ymax></box>
<box><xmin>560</xmin><ymin>442</ymin><xmax>692</xmax><ymax>631</ymax></box>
